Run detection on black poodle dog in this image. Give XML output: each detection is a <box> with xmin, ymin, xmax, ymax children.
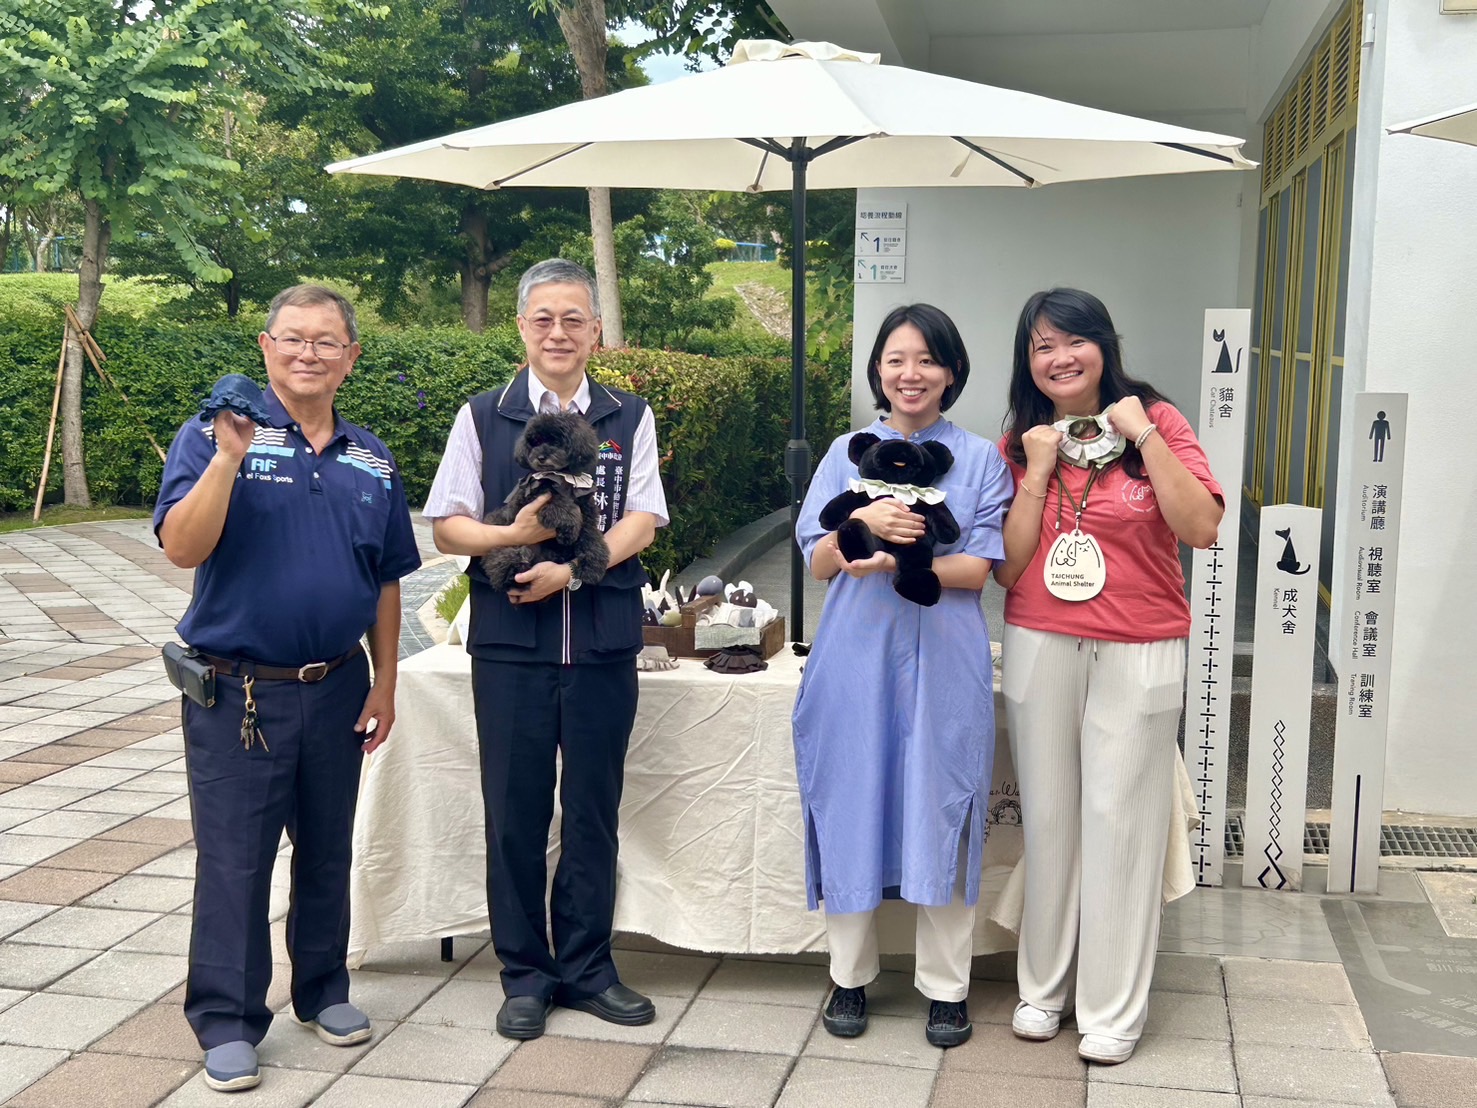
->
<box><xmin>481</xmin><ymin>411</ymin><xmax>610</xmax><ymax>592</ymax></box>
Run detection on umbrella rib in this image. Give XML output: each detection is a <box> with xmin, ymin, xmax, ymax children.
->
<box><xmin>951</xmin><ymin>138</ymin><xmax>1038</xmax><ymax>185</ymax></box>
<box><xmin>740</xmin><ymin>137</ymin><xmax>792</xmax><ymax>159</ymax></box>
<box><xmin>738</xmin><ymin>135</ymin><xmax>868</xmax><ymax>163</ymax></box>
<box><xmin>1154</xmin><ymin>141</ymin><xmax>1235</xmax><ymax>165</ymax></box>
<box><xmin>484</xmin><ymin>143</ymin><xmax>594</xmax><ymax>188</ymax></box>
<box><xmin>809</xmin><ymin>135</ymin><xmax>868</xmax><ymax>159</ymax></box>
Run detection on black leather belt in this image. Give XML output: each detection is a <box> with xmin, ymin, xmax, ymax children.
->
<box><xmin>200</xmin><ymin>644</ymin><xmax>362</xmax><ymax>684</ymax></box>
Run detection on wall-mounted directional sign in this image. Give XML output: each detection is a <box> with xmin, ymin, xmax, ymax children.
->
<box><xmin>855</xmin><ymin>204</ymin><xmax>906</xmax><ymax>229</ymax></box>
<box><xmin>855</xmin><ymin>201</ymin><xmax>907</xmax><ymax>283</ymax></box>
<box><xmin>856</xmin><ymin>229</ymin><xmax>907</xmax><ymax>256</ymax></box>
<box><xmin>1186</xmin><ymin>308</ymin><xmax>1250</xmax><ymax>888</ymax></box>
<box><xmin>855</xmin><ymin>257</ymin><xmax>906</xmax><ymax>283</ymax></box>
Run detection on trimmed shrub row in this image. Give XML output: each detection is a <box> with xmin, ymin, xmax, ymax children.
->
<box><xmin>0</xmin><ymin>318</ymin><xmax>849</xmax><ymax>577</ymax></box>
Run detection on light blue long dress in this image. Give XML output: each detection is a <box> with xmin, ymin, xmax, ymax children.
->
<box><xmin>792</xmin><ymin>418</ymin><xmax>1013</xmax><ymax>915</ymax></box>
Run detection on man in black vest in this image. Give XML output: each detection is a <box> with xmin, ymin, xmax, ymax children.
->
<box><xmin>424</xmin><ymin>259</ymin><xmax>668</xmax><ymax>1040</ymax></box>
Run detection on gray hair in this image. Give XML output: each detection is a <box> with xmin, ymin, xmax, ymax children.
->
<box><xmin>517</xmin><ymin>258</ymin><xmax>601</xmax><ymax>319</ymax></box>
<box><xmin>265</xmin><ymin>285</ymin><xmax>359</xmax><ymax>344</ymax></box>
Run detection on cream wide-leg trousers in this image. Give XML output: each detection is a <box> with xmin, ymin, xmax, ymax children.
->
<box><xmin>823</xmin><ymin>836</ymin><xmax>976</xmax><ymax>1003</ymax></box>
<box><xmin>1001</xmin><ymin>624</ymin><xmax>1187</xmax><ymax>1041</ymax></box>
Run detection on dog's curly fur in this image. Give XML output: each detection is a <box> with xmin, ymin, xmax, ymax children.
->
<box><xmin>481</xmin><ymin>411</ymin><xmax>610</xmax><ymax>592</ymax></box>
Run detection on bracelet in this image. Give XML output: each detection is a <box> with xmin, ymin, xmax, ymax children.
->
<box><xmin>1020</xmin><ymin>481</ymin><xmax>1047</xmax><ymax>499</ymax></box>
<box><xmin>1133</xmin><ymin>424</ymin><xmax>1158</xmax><ymax>449</ymax></box>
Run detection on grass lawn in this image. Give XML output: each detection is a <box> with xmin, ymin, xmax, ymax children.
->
<box><xmin>705</xmin><ymin>260</ymin><xmax>790</xmax><ymax>299</ymax></box>
<box><xmin>0</xmin><ymin>272</ymin><xmax>192</xmax><ymax>321</ymax></box>
<box><xmin>0</xmin><ymin>505</ymin><xmax>153</xmax><ymax>535</ymax></box>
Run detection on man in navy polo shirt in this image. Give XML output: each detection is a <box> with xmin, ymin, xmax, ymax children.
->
<box><xmin>155</xmin><ymin>284</ymin><xmax>419</xmax><ymax>1092</ymax></box>
<box><xmin>425</xmin><ymin>258</ymin><xmax>668</xmax><ymax>1041</ymax></box>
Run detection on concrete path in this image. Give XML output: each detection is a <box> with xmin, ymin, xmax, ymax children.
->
<box><xmin>0</xmin><ymin>520</ymin><xmax>1472</xmax><ymax>1106</ymax></box>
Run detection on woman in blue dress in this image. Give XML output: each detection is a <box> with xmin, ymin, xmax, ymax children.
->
<box><xmin>792</xmin><ymin>303</ymin><xmax>1013</xmax><ymax>1048</ymax></box>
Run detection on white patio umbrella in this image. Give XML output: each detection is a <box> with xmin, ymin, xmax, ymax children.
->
<box><xmin>329</xmin><ymin>39</ymin><xmax>1255</xmax><ymax>635</ymax></box>
<box><xmin>1389</xmin><ymin>101</ymin><xmax>1477</xmax><ymax>147</ymax></box>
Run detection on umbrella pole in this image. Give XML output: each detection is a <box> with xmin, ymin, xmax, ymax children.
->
<box><xmin>786</xmin><ymin>142</ymin><xmax>812</xmax><ymax>641</ymax></box>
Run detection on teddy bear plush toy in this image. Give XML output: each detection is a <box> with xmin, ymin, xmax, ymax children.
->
<box><xmin>817</xmin><ymin>432</ymin><xmax>961</xmax><ymax>607</ymax></box>
<box><xmin>481</xmin><ymin>411</ymin><xmax>610</xmax><ymax>593</ymax></box>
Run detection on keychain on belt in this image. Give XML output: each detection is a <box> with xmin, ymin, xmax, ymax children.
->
<box><xmin>240</xmin><ymin>675</ymin><xmax>269</xmax><ymax>751</ymax></box>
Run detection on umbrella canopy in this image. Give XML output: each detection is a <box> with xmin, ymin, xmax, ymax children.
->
<box><xmin>329</xmin><ymin>40</ymin><xmax>1254</xmax><ymax>635</ymax></box>
<box><xmin>328</xmin><ymin>39</ymin><xmax>1254</xmax><ymax>191</ymax></box>
<box><xmin>1389</xmin><ymin>102</ymin><xmax>1477</xmax><ymax>147</ymax></box>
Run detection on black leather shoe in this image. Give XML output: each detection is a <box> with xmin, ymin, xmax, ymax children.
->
<box><xmin>926</xmin><ymin>999</ymin><xmax>972</xmax><ymax>1048</ymax></box>
<box><xmin>563</xmin><ymin>982</ymin><xmax>655</xmax><ymax>1026</ymax></box>
<box><xmin>496</xmin><ymin>995</ymin><xmax>552</xmax><ymax>1040</ymax></box>
<box><xmin>822</xmin><ymin>985</ymin><xmax>867</xmax><ymax>1037</ymax></box>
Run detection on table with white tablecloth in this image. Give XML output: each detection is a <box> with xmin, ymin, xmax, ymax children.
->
<box><xmin>349</xmin><ymin>641</ymin><xmax>1198</xmax><ymax>963</ymax></box>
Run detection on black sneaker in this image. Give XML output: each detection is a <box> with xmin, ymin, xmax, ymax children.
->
<box><xmin>926</xmin><ymin>999</ymin><xmax>972</xmax><ymax>1047</ymax></box>
<box><xmin>822</xmin><ymin>985</ymin><xmax>868</xmax><ymax>1037</ymax></box>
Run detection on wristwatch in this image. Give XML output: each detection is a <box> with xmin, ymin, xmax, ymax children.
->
<box><xmin>566</xmin><ymin>560</ymin><xmax>583</xmax><ymax>592</ymax></box>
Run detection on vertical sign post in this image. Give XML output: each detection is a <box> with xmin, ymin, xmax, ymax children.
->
<box><xmin>1242</xmin><ymin>504</ymin><xmax>1322</xmax><ymax>891</ymax></box>
<box><xmin>1329</xmin><ymin>393</ymin><xmax>1407</xmax><ymax>893</ymax></box>
<box><xmin>1185</xmin><ymin>309</ymin><xmax>1250</xmax><ymax>888</ymax></box>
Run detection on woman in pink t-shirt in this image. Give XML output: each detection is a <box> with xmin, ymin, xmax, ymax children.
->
<box><xmin>993</xmin><ymin>288</ymin><xmax>1223</xmax><ymax>1065</ymax></box>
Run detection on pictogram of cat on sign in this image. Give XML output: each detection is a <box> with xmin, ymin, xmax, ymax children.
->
<box><xmin>1212</xmin><ymin>330</ymin><xmax>1242</xmax><ymax>374</ymax></box>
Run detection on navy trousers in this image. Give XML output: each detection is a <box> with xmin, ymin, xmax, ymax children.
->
<box><xmin>471</xmin><ymin>658</ymin><xmax>638</xmax><ymax>1002</ymax></box>
<box><xmin>181</xmin><ymin>650</ymin><xmax>368</xmax><ymax>1049</ymax></box>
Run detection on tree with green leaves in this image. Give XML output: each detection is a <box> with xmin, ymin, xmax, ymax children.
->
<box><xmin>558</xmin><ymin>191</ymin><xmax>735</xmax><ymax>348</ymax></box>
<box><xmin>527</xmin><ymin>0</ymin><xmax>626</xmax><ymax>346</ymax></box>
<box><xmin>526</xmin><ymin>0</ymin><xmax>787</xmax><ymax>348</ymax></box>
<box><xmin>272</xmin><ymin>0</ymin><xmax>645</xmax><ymax>332</ymax></box>
<box><xmin>110</xmin><ymin>109</ymin><xmax>327</xmax><ymax>318</ymax></box>
<box><xmin>0</xmin><ymin>0</ymin><xmax>381</xmax><ymax>505</ymax></box>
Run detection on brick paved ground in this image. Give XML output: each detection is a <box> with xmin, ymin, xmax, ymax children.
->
<box><xmin>1</xmin><ymin>520</ymin><xmax>1473</xmax><ymax>1106</ymax></box>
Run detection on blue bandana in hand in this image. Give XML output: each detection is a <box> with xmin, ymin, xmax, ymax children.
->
<box><xmin>198</xmin><ymin>374</ymin><xmax>272</xmax><ymax>426</ymax></box>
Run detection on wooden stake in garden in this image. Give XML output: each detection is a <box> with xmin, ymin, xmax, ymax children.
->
<box><xmin>32</xmin><ymin>322</ymin><xmax>71</xmax><ymax>522</ymax></box>
<box><xmin>63</xmin><ymin>304</ymin><xmax>168</xmax><ymax>465</ymax></box>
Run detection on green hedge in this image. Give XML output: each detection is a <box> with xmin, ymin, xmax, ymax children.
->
<box><xmin>0</xmin><ymin>318</ymin><xmax>848</xmax><ymax>577</ymax></box>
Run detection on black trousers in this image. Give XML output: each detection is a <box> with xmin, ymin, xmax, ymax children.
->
<box><xmin>181</xmin><ymin>651</ymin><xmax>368</xmax><ymax>1049</ymax></box>
<box><xmin>471</xmin><ymin>658</ymin><xmax>638</xmax><ymax>1001</ymax></box>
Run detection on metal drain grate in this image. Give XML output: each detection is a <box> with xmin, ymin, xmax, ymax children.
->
<box><xmin>1380</xmin><ymin>823</ymin><xmax>1477</xmax><ymax>858</ymax></box>
<box><xmin>1224</xmin><ymin>817</ymin><xmax>1244</xmax><ymax>858</ymax></box>
<box><xmin>1223</xmin><ymin>816</ymin><xmax>1477</xmax><ymax>860</ymax></box>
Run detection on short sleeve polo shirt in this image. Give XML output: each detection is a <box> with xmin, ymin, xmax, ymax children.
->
<box><xmin>154</xmin><ymin>387</ymin><xmax>422</xmax><ymax>667</ymax></box>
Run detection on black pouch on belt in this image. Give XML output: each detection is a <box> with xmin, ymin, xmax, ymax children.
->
<box><xmin>162</xmin><ymin>643</ymin><xmax>216</xmax><ymax>708</ymax></box>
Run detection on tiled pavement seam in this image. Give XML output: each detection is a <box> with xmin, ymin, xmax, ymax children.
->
<box><xmin>0</xmin><ymin>520</ymin><xmax>1469</xmax><ymax>1106</ymax></box>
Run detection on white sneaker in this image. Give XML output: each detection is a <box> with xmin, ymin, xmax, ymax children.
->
<box><xmin>1012</xmin><ymin>1001</ymin><xmax>1061</xmax><ymax>1041</ymax></box>
<box><xmin>1078</xmin><ymin>1033</ymin><xmax>1136</xmax><ymax>1064</ymax></box>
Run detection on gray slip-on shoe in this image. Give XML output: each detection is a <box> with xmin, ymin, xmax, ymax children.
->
<box><xmin>203</xmin><ymin>1040</ymin><xmax>260</xmax><ymax>1092</ymax></box>
<box><xmin>304</xmin><ymin>1002</ymin><xmax>372</xmax><ymax>1046</ymax></box>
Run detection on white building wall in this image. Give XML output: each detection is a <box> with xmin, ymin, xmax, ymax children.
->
<box><xmin>1337</xmin><ymin>0</ymin><xmax>1477</xmax><ymax>816</ymax></box>
<box><xmin>779</xmin><ymin>0</ymin><xmax>1476</xmax><ymax>816</ymax></box>
<box><xmin>849</xmin><ymin>177</ymin><xmax>1244</xmax><ymax>442</ymax></box>
<box><xmin>847</xmin><ymin>30</ymin><xmax>1256</xmax><ymax>441</ymax></box>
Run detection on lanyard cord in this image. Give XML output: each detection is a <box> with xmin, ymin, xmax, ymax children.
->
<box><xmin>1053</xmin><ymin>461</ymin><xmax>1104</xmax><ymax>532</ymax></box>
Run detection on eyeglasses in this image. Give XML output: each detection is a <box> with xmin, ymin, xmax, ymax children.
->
<box><xmin>267</xmin><ymin>334</ymin><xmax>349</xmax><ymax>360</ymax></box>
<box><xmin>522</xmin><ymin>314</ymin><xmax>592</xmax><ymax>336</ymax></box>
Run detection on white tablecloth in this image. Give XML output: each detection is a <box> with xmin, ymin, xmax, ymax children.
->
<box><xmin>350</xmin><ymin>642</ymin><xmax>1198</xmax><ymax>962</ymax></box>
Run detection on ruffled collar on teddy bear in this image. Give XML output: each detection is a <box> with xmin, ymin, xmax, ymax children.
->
<box><xmin>847</xmin><ymin>476</ymin><xmax>946</xmax><ymax>505</ymax></box>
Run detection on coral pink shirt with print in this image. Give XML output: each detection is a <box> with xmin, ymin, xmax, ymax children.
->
<box><xmin>997</xmin><ymin>402</ymin><xmax>1222</xmax><ymax>644</ymax></box>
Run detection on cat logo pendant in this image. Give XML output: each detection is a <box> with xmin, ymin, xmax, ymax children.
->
<box><xmin>1044</xmin><ymin>528</ymin><xmax>1107</xmax><ymax>601</ymax></box>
